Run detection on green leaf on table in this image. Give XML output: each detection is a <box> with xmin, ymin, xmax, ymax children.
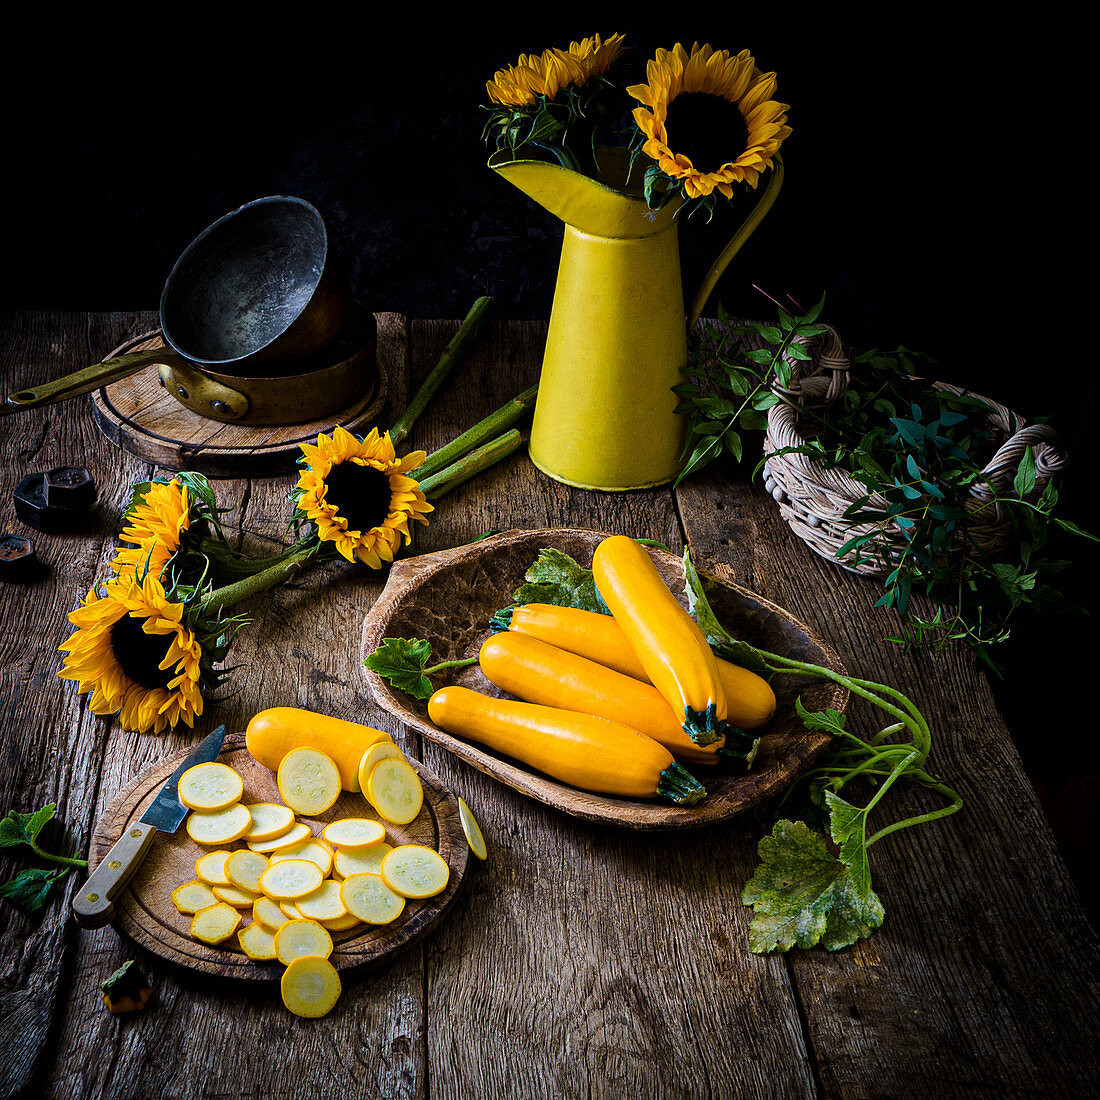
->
<box><xmin>825</xmin><ymin>790</ymin><xmax>873</xmax><ymax>899</ymax></box>
<box><xmin>363</xmin><ymin>637</ymin><xmax>435</xmax><ymax>700</ymax></box>
<box><xmin>511</xmin><ymin>547</ymin><xmax>610</xmax><ymax>614</ymax></box>
<box><xmin>742</xmin><ymin>819</ymin><xmax>884</xmax><ymax>953</ymax></box>
<box><xmin>0</xmin><ymin>804</ymin><xmax>56</xmax><ymax>849</ymax></box>
<box><xmin>0</xmin><ymin>866</ymin><xmax>72</xmax><ymax>913</ymax></box>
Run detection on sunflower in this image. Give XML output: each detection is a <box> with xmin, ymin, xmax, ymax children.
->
<box><xmin>58</xmin><ymin>570</ymin><xmax>206</xmax><ymax>734</ymax></box>
<box><xmin>111</xmin><ymin>477</ymin><xmax>193</xmax><ymax>579</ymax></box>
<box><xmin>628</xmin><ymin>42</ymin><xmax>791</xmax><ymax>201</ymax></box>
<box><xmin>293</xmin><ymin>425</ymin><xmax>433</xmax><ymax>568</ymax></box>
<box><xmin>486</xmin><ymin>32</ymin><xmax>626</xmax><ymax>108</ymax></box>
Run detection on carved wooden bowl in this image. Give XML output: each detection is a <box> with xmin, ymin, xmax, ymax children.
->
<box><xmin>361</xmin><ymin>528</ymin><xmax>847</xmax><ymax>829</ymax></box>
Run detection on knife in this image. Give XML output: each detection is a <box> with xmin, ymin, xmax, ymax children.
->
<box><xmin>72</xmin><ymin>725</ymin><xmax>227</xmax><ymax>929</ymax></box>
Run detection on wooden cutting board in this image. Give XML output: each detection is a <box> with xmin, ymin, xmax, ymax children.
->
<box><xmin>88</xmin><ymin>732</ymin><xmax>470</xmax><ymax>982</ymax></box>
<box><xmin>89</xmin><ymin>313</ymin><xmax>399</xmax><ymax>476</ymax></box>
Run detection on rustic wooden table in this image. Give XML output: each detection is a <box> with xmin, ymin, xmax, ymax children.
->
<box><xmin>2</xmin><ymin>311</ymin><xmax>1098</xmax><ymax>1099</ymax></box>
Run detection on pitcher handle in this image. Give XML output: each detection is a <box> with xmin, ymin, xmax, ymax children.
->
<box><xmin>687</xmin><ymin>154</ymin><xmax>785</xmax><ymax>330</ymax></box>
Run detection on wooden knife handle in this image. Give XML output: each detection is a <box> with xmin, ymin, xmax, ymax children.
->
<box><xmin>72</xmin><ymin>820</ymin><xmax>159</xmax><ymax>929</ymax></box>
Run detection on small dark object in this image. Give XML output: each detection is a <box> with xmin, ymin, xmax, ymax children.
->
<box><xmin>14</xmin><ymin>473</ymin><xmax>89</xmax><ymax>533</ymax></box>
<box><xmin>0</xmin><ymin>533</ymin><xmax>39</xmax><ymax>581</ymax></box>
<box><xmin>43</xmin><ymin>465</ymin><xmax>97</xmax><ymax>509</ymax></box>
<box><xmin>101</xmin><ymin>960</ymin><xmax>152</xmax><ymax>1014</ymax></box>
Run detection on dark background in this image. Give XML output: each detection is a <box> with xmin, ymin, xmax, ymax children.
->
<box><xmin>4</xmin><ymin>16</ymin><xmax>1096</xmax><ymax>910</ymax></box>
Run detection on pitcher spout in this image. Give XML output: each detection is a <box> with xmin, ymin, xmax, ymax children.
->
<box><xmin>489</xmin><ymin>148</ymin><xmax>681</xmax><ymax>239</ymax></box>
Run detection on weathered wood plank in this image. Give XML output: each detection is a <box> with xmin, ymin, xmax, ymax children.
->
<box><xmin>397</xmin><ymin>320</ymin><xmax>817</xmax><ymax>1099</ymax></box>
<box><xmin>1</xmin><ymin>310</ymin><xmax>165</xmax><ymax>1098</ymax></box>
<box><xmin>677</xmin><ymin>469</ymin><xmax>1100</xmax><ymax>1097</ymax></box>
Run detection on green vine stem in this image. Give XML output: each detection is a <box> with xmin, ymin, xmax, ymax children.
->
<box><xmin>411</xmin><ymin>385</ymin><xmax>538</xmax><ymax>481</ymax></box>
<box><xmin>200</xmin><ymin>542</ymin><xmax>322</xmax><ymax>616</ymax></box>
<box><xmin>417</xmin><ymin>430</ymin><xmax>524</xmax><ymax>500</ymax></box>
<box><xmin>389</xmin><ymin>296</ymin><xmax>494</xmax><ymax>447</ymax></box>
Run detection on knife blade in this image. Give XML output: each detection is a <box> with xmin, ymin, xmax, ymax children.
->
<box><xmin>72</xmin><ymin>725</ymin><xmax>227</xmax><ymax>929</ymax></box>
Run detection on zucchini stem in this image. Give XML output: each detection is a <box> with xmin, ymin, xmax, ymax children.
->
<box><xmin>656</xmin><ymin>762</ymin><xmax>707</xmax><ymax>806</ymax></box>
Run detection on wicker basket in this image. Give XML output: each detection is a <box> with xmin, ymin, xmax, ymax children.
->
<box><xmin>760</xmin><ymin>325</ymin><xmax>1069</xmax><ymax>575</ymax></box>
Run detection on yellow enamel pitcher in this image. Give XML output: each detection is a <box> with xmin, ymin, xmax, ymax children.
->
<box><xmin>491</xmin><ymin>147</ymin><xmax>784</xmax><ymax>490</ymax></box>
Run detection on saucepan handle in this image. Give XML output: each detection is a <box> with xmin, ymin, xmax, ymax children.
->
<box><xmin>687</xmin><ymin>154</ymin><xmax>785</xmax><ymax>331</ymax></box>
<box><xmin>1</xmin><ymin>348</ymin><xmax>185</xmax><ymax>416</ymax></box>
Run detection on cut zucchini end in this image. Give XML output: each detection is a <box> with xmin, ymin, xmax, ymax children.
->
<box><xmin>681</xmin><ymin>702</ymin><xmax>726</xmax><ymax>747</ymax></box>
<box><xmin>715</xmin><ymin>727</ymin><xmax>762</xmax><ymax>772</ymax></box>
<box><xmin>656</xmin><ymin>762</ymin><xmax>707</xmax><ymax>806</ymax></box>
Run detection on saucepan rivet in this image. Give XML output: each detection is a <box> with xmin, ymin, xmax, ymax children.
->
<box><xmin>177</xmin><ymin>386</ymin><xmax>189</xmax><ymax>399</ymax></box>
<box><xmin>212</xmin><ymin>401</ymin><xmax>229</xmax><ymax>415</ymax></box>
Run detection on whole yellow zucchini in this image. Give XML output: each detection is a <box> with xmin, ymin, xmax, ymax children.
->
<box><xmin>245</xmin><ymin>707</ymin><xmax>392</xmax><ymax>792</ymax></box>
<box><xmin>478</xmin><ymin>632</ymin><xmax>745</xmax><ymax>768</ymax></box>
<box><xmin>493</xmin><ymin>602</ymin><xmax>776</xmax><ymax>730</ymax></box>
<box><xmin>592</xmin><ymin>535</ymin><xmax>727</xmax><ymax>745</ymax></box>
<box><xmin>427</xmin><ymin>685</ymin><xmax>705</xmax><ymax>804</ymax></box>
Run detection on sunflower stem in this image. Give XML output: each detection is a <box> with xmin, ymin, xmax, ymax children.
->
<box><xmin>410</xmin><ymin>385</ymin><xmax>537</xmax><ymax>481</ymax></box>
<box><xmin>201</xmin><ymin>542</ymin><xmax>322</xmax><ymax>615</ymax></box>
<box><xmin>419</xmin><ymin>430</ymin><xmax>524</xmax><ymax>500</ymax></box>
<box><xmin>388</xmin><ymin>296</ymin><xmax>493</xmax><ymax>447</ymax></box>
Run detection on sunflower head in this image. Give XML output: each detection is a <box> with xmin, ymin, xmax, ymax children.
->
<box><xmin>485</xmin><ymin>33</ymin><xmax>627</xmax><ymax>108</ymax></box>
<box><xmin>57</xmin><ymin>569</ymin><xmax>234</xmax><ymax>734</ymax></box>
<box><xmin>627</xmin><ymin>42</ymin><xmax>791</xmax><ymax>212</ymax></box>
<box><xmin>482</xmin><ymin>33</ymin><xmax>627</xmax><ymax>168</ymax></box>
<box><xmin>111</xmin><ymin>477</ymin><xmax>194</xmax><ymax>580</ymax></box>
<box><xmin>292</xmin><ymin>425</ymin><xmax>433</xmax><ymax>568</ymax></box>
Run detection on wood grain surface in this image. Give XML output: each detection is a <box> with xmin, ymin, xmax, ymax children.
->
<box><xmin>361</xmin><ymin>527</ymin><xmax>846</xmax><ymax>828</ymax></box>
<box><xmin>2</xmin><ymin>311</ymin><xmax>1099</xmax><ymax>1100</ymax></box>
<box><xmin>88</xmin><ymin>733</ymin><xmax>468</xmax><ymax>981</ymax></box>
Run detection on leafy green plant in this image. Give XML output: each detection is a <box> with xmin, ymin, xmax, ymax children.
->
<box><xmin>0</xmin><ymin>804</ymin><xmax>87</xmax><ymax>913</ymax></box>
<box><xmin>676</xmin><ymin>296</ymin><xmax>1097</xmax><ymax>668</ymax></box>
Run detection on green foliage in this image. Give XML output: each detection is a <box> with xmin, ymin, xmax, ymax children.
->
<box><xmin>673</xmin><ymin>296</ymin><xmax>826</xmax><ymax>486</ymax></box>
<box><xmin>741</xmin><ymin>819</ymin><xmax>884</xmax><ymax>953</ymax></box>
<box><xmin>510</xmin><ymin>547</ymin><xmax>610</xmax><ymax>614</ymax></box>
<box><xmin>681</xmin><ymin>556</ymin><xmax>962</xmax><ymax>952</ymax></box>
<box><xmin>678</xmin><ymin>296</ymin><xmax>1098</xmax><ymax>667</ymax></box>
<box><xmin>363</xmin><ymin>637</ymin><xmax>478</xmax><ymax>702</ymax></box>
<box><xmin>0</xmin><ymin>804</ymin><xmax>87</xmax><ymax>913</ymax></box>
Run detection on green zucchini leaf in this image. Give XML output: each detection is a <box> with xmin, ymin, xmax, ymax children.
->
<box><xmin>363</xmin><ymin>637</ymin><xmax>435</xmax><ymax>700</ymax></box>
<box><xmin>741</xmin><ymin>819</ymin><xmax>884</xmax><ymax>953</ymax></box>
<box><xmin>511</xmin><ymin>547</ymin><xmax>610</xmax><ymax>614</ymax></box>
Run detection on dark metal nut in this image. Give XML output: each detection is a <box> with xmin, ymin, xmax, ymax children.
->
<box><xmin>14</xmin><ymin>474</ymin><xmax>85</xmax><ymax>533</ymax></box>
<box><xmin>43</xmin><ymin>465</ymin><xmax>97</xmax><ymax>509</ymax></box>
<box><xmin>0</xmin><ymin>533</ymin><xmax>39</xmax><ymax>581</ymax></box>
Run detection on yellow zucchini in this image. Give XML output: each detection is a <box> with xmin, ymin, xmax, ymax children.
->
<box><xmin>592</xmin><ymin>535</ymin><xmax>726</xmax><ymax>745</ymax></box>
<box><xmin>478</xmin><ymin>632</ymin><xmax>755</xmax><ymax>768</ymax></box>
<box><xmin>245</xmin><ymin>706</ymin><xmax>392</xmax><ymax>791</ymax></box>
<box><xmin>495</xmin><ymin>601</ymin><xmax>776</xmax><ymax>730</ymax></box>
<box><xmin>427</xmin><ymin>685</ymin><xmax>705</xmax><ymax>804</ymax></box>
<box><xmin>281</xmin><ymin>956</ymin><xmax>341</xmax><ymax>1018</ymax></box>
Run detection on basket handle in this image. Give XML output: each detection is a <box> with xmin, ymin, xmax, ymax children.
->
<box><xmin>773</xmin><ymin>323</ymin><xmax>850</xmax><ymax>406</ymax></box>
<box><xmin>975</xmin><ymin>422</ymin><xmax>1068</xmax><ymax>500</ymax></box>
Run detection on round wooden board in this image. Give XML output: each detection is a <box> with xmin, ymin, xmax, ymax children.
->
<box><xmin>90</xmin><ymin>315</ymin><xmax>393</xmax><ymax>477</ymax></box>
<box><xmin>90</xmin><ymin>733</ymin><xmax>470</xmax><ymax>982</ymax></box>
<box><xmin>362</xmin><ymin>527</ymin><xmax>849</xmax><ymax>830</ymax></box>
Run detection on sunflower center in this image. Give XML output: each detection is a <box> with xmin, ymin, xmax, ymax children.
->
<box><xmin>110</xmin><ymin>614</ymin><xmax>173</xmax><ymax>691</ymax></box>
<box><xmin>664</xmin><ymin>92</ymin><xmax>749</xmax><ymax>174</ymax></box>
<box><xmin>324</xmin><ymin>461</ymin><xmax>393</xmax><ymax>533</ymax></box>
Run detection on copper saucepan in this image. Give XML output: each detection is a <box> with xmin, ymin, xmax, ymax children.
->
<box><xmin>2</xmin><ymin>195</ymin><xmax>353</xmax><ymax>420</ymax></box>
